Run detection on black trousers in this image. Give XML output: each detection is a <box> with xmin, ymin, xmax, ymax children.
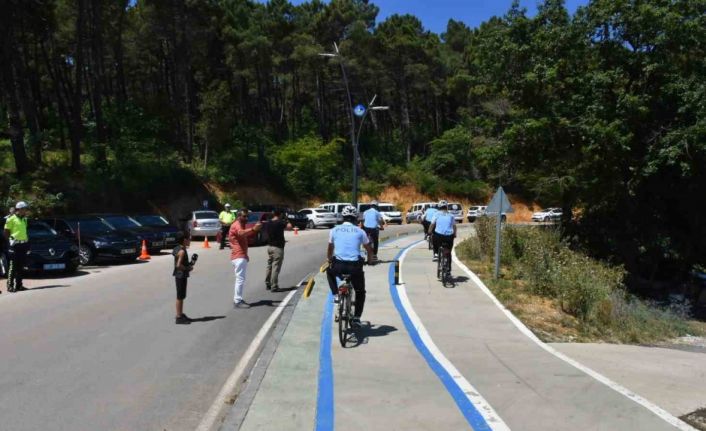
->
<box><xmin>220</xmin><ymin>225</ymin><xmax>231</xmax><ymax>249</ymax></box>
<box><xmin>422</xmin><ymin>220</ymin><xmax>431</xmax><ymax>237</ymax></box>
<box><xmin>363</xmin><ymin>227</ymin><xmax>380</xmax><ymax>255</ymax></box>
<box><xmin>7</xmin><ymin>242</ymin><xmax>29</xmax><ymax>292</ymax></box>
<box><xmin>327</xmin><ymin>259</ymin><xmax>366</xmax><ymax>318</ymax></box>
<box><xmin>432</xmin><ymin>233</ymin><xmax>454</xmax><ymax>257</ymax></box>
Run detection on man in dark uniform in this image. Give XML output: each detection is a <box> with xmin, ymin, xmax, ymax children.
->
<box><xmin>4</xmin><ymin>201</ymin><xmax>30</xmax><ymax>292</ymax></box>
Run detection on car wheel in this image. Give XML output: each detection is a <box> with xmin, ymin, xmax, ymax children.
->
<box><xmin>79</xmin><ymin>244</ymin><xmax>95</xmax><ymax>266</ymax></box>
<box><xmin>307</xmin><ymin>220</ymin><xmax>315</xmax><ymax>230</ymax></box>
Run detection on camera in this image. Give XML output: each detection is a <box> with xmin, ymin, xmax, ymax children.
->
<box><xmin>189</xmin><ymin>253</ymin><xmax>199</xmax><ymax>266</ymax></box>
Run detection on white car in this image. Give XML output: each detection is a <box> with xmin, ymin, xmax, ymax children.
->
<box><xmin>448</xmin><ymin>203</ymin><xmax>464</xmax><ymax>223</ymax></box>
<box><xmin>318</xmin><ymin>202</ymin><xmax>352</xmax><ymax>224</ymax></box>
<box><xmin>466</xmin><ymin>206</ymin><xmax>487</xmax><ymax>223</ymax></box>
<box><xmin>532</xmin><ymin>208</ymin><xmax>563</xmax><ymax>222</ymax></box>
<box><xmin>378</xmin><ymin>203</ymin><xmax>403</xmax><ymax>225</ymax></box>
<box><xmin>406</xmin><ymin>202</ymin><xmax>437</xmax><ymax>224</ymax></box>
<box><xmin>299</xmin><ymin>208</ymin><xmax>337</xmax><ymax>229</ymax></box>
<box><xmin>186</xmin><ymin>210</ymin><xmax>221</xmax><ymax>239</ymax></box>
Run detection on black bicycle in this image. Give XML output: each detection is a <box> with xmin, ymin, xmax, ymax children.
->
<box><xmin>427</xmin><ymin>232</ymin><xmax>433</xmax><ymax>250</ymax></box>
<box><xmin>437</xmin><ymin>244</ymin><xmax>452</xmax><ymax>287</ymax></box>
<box><xmin>336</xmin><ymin>274</ymin><xmax>356</xmax><ymax>347</ymax></box>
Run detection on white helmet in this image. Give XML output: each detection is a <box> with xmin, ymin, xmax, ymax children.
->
<box><xmin>341</xmin><ymin>205</ymin><xmax>358</xmax><ymax>218</ymax></box>
<box><xmin>437</xmin><ymin>200</ymin><xmax>448</xmax><ymax>209</ymax></box>
<box><xmin>15</xmin><ymin>201</ymin><xmax>28</xmax><ymax>210</ymax></box>
<box><xmin>225</xmin><ymin>203</ymin><xmax>231</xmax><ymax>208</ymax></box>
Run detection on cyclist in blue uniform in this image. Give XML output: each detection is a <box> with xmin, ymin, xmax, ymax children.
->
<box><xmin>429</xmin><ymin>200</ymin><xmax>456</xmax><ymax>261</ymax></box>
<box><xmin>327</xmin><ymin>206</ymin><xmax>374</xmax><ymax>327</ymax></box>
<box><xmin>362</xmin><ymin>200</ymin><xmax>384</xmax><ymax>257</ymax></box>
<box><xmin>422</xmin><ymin>204</ymin><xmax>438</xmax><ymax>240</ymax></box>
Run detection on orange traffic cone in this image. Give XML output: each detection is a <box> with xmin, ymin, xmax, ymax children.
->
<box><xmin>203</xmin><ymin>236</ymin><xmax>211</xmax><ymax>249</ymax></box>
<box><xmin>294</xmin><ymin>227</ymin><xmax>299</xmax><ymax>236</ymax></box>
<box><xmin>138</xmin><ymin>240</ymin><xmax>151</xmax><ymax>260</ymax></box>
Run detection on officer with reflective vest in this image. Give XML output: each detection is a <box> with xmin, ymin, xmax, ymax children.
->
<box><xmin>219</xmin><ymin>203</ymin><xmax>236</xmax><ymax>250</ymax></box>
<box><xmin>3</xmin><ymin>201</ymin><xmax>30</xmax><ymax>292</ymax></box>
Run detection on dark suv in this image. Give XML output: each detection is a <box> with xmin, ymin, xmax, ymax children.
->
<box><xmin>93</xmin><ymin>214</ymin><xmax>167</xmax><ymax>254</ymax></box>
<box><xmin>41</xmin><ymin>216</ymin><xmax>141</xmax><ymax>266</ymax></box>
<box><xmin>131</xmin><ymin>215</ymin><xmax>180</xmax><ymax>250</ymax></box>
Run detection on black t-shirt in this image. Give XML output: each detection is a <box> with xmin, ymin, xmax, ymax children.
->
<box><xmin>172</xmin><ymin>245</ymin><xmax>190</xmax><ymax>278</ymax></box>
<box><xmin>265</xmin><ymin>219</ymin><xmax>287</xmax><ymax>248</ymax></box>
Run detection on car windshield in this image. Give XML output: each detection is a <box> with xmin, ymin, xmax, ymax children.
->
<box><xmin>313</xmin><ymin>209</ymin><xmax>330</xmax><ymax>214</ymax></box>
<box><xmin>470</xmin><ymin>207</ymin><xmax>480</xmax><ymax>211</ymax></box>
<box><xmin>67</xmin><ymin>219</ymin><xmax>114</xmax><ymax>234</ymax></box>
<box><xmin>102</xmin><ymin>215</ymin><xmax>141</xmax><ymax>229</ymax></box>
<box><xmin>134</xmin><ymin>215</ymin><xmax>169</xmax><ymax>226</ymax></box>
<box><xmin>359</xmin><ymin>204</ymin><xmax>373</xmax><ymax>212</ymax></box>
<box><xmin>28</xmin><ymin>222</ymin><xmax>58</xmax><ymax>238</ymax></box>
<box><xmin>379</xmin><ymin>205</ymin><xmax>397</xmax><ymax>212</ymax></box>
<box><xmin>195</xmin><ymin>211</ymin><xmax>218</xmax><ymax>220</ymax></box>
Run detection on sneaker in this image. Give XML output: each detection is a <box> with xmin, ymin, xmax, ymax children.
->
<box><xmin>16</xmin><ymin>286</ymin><xmax>28</xmax><ymax>292</ymax></box>
<box><xmin>351</xmin><ymin>317</ymin><xmax>361</xmax><ymax>328</ymax></box>
<box><xmin>234</xmin><ymin>301</ymin><xmax>250</xmax><ymax>309</ymax></box>
<box><xmin>333</xmin><ymin>295</ymin><xmax>340</xmax><ymax>304</ymax></box>
<box><xmin>432</xmin><ymin>256</ymin><xmax>438</xmax><ymax>262</ymax></box>
<box><xmin>175</xmin><ymin>315</ymin><xmax>191</xmax><ymax>324</ymax></box>
<box><xmin>271</xmin><ymin>287</ymin><xmax>280</xmax><ymax>292</ymax></box>
<box><xmin>265</xmin><ymin>284</ymin><xmax>271</xmax><ymax>290</ymax></box>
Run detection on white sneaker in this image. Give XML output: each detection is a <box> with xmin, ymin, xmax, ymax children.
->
<box><xmin>333</xmin><ymin>295</ymin><xmax>340</xmax><ymax>304</ymax></box>
<box><xmin>433</xmin><ymin>254</ymin><xmax>438</xmax><ymax>262</ymax></box>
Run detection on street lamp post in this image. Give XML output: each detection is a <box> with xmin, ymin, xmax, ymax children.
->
<box><xmin>320</xmin><ymin>44</ymin><xmax>389</xmax><ymax>206</ymax></box>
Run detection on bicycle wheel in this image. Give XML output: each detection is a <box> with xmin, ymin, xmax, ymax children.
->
<box><xmin>437</xmin><ymin>250</ymin><xmax>443</xmax><ymax>280</ymax></box>
<box><xmin>427</xmin><ymin>235</ymin><xmax>433</xmax><ymax>250</ymax></box>
<box><xmin>338</xmin><ymin>294</ymin><xmax>348</xmax><ymax>347</ymax></box>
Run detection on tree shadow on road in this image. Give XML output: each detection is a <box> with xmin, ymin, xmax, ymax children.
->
<box><xmin>247</xmin><ymin>299</ymin><xmax>282</xmax><ymax>308</ymax></box>
<box><xmin>190</xmin><ymin>315</ymin><xmax>226</xmax><ymax>323</ymax></box>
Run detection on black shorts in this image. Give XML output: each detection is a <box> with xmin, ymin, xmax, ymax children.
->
<box><xmin>175</xmin><ymin>277</ymin><xmax>188</xmax><ymax>300</ymax></box>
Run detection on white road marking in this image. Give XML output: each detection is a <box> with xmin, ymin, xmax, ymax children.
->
<box><xmin>195</xmin><ymin>289</ymin><xmax>298</xmax><ymax>431</ymax></box>
<box><xmin>451</xmin><ymin>247</ymin><xmax>697</xmax><ymax>431</ymax></box>
<box><xmin>398</xmin><ymin>241</ymin><xmax>511</xmax><ymax>431</ymax></box>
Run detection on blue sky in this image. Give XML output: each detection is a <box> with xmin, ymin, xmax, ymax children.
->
<box><xmin>265</xmin><ymin>0</ymin><xmax>590</xmax><ymax>34</ymax></box>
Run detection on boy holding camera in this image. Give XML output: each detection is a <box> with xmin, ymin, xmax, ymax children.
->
<box><xmin>173</xmin><ymin>231</ymin><xmax>197</xmax><ymax>324</ymax></box>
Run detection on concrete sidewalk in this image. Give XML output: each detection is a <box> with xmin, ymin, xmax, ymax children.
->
<box><xmin>225</xmin><ymin>232</ymin><xmax>701</xmax><ymax>431</ymax></box>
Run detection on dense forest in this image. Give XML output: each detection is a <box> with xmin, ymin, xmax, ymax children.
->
<box><xmin>1</xmin><ymin>0</ymin><xmax>705</xmax><ymax>284</ymax></box>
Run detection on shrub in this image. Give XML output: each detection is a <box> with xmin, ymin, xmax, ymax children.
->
<box><xmin>475</xmin><ymin>216</ymin><xmax>496</xmax><ymax>259</ymax></box>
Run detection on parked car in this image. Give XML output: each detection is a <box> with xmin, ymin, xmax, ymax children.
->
<box><xmin>377</xmin><ymin>203</ymin><xmax>403</xmax><ymax>225</ymax></box>
<box><xmin>41</xmin><ymin>216</ymin><xmax>141</xmax><ymax>266</ymax></box>
<box><xmin>406</xmin><ymin>202</ymin><xmax>437</xmax><ymax>224</ymax></box>
<box><xmin>249</xmin><ymin>205</ymin><xmax>308</xmax><ymax>230</ymax></box>
<box><xmin>319</xmin><ymin>202</ymin><xmax>352</xmax><ymax>224</ymax></box>
<box><xmin>25</xmin><ymin>220</ymin><xmax>81</xmax><ymax>274</ymax></box>
<box><xmin>185</xmin><ymin>210</ymin><xmax>221</xmax><ymax>239</ymax></box>
<box><xmin>94</xmin><ymin>214</ymin><xmax>168</xmax><ymax>254</ymax></box>
<box><xmin>299</xmin><ymin>208</ymin><xmax>337</xmax><ymax>229</ymax></box>
<box><xmin>467</xmin><ymin>205</ymin><xmax>487</xmax><ymax>223</ymax></box>
<box><xmin>131</xmin><ymin>214</ymin><xmax>180</xmax><ymax>249</ymax></box>
<box><xmin>245</xmin><ymin>212</ymin><xmax>272</xmax><ymax>246</ymax></box>
<box><xmin>532</xmin><ymin>208</ymin><xmax>563</xmax><ymax>222</ymax></box>
<box><xmin>448</xmin><ymin>203</ymin><xmax>464</xmax><ymax>223</ymax></box>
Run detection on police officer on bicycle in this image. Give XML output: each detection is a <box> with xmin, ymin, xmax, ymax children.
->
<box><xmin>4</xmin><ymin>201</ymin><xmax>30</xmax><ymax>292</ymax></box>
<box><xmin>429</xmin><ymin>200</ymin><xmax>456</xmax><ymax>261</ymax></box>
<box><xmin>422</xmin><ymin>204</ymin><xmax>438</xmax><ymax>240</ymax></box>
<box><xmin>327</xmin><ymin>206</ymin><xmax>374</xmax><ymax>328</ymax></box>
<box><xmin>361</xmin><ymin>200</ymin><xmax>384</xmax><ymax>259</ymax></box>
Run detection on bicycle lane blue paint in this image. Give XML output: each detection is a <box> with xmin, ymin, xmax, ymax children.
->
<box><xmin>388</xmin><ymin>240</ymin><xmax>494</xmax><ymax>431</ymax></box>
<box><xmin>314</xmin><ymin>234</ymin><xmax>413</xmax><ymax>431</ymax></box>
<box><xmin>315</xmin><ymin>292</ymin><xmax>334</xmax><ymax>431</ymax></box>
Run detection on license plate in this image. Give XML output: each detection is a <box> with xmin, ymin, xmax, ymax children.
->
<box><xmin>43</xmin><ymin>263</ymin><xmax>66</xmax><ymax>270</ymax></box>
<box><xmin>121</xmin><ymin>248</ymin><xmax>136</xmax><ymax>255</ymax></box>
<box><xmin>152</xmin><ymin>241</ymin><xmax>164</xmax><ymax>247</ymax></box>
<box><xmin>165</xmin><ymin>237</ymin><xmax>175</xmax><ymax>242</ymax></box>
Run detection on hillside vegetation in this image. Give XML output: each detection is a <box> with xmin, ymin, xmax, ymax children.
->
<box><xmin>1</xmin><ymin>0</ymin><xmax>705</xmax><ymax>287</ymax></box>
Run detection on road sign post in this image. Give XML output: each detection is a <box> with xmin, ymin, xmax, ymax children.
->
<box><xmin>486</xmin><ymin>186</ymin><xmax>514</xmax><ymax>279</ymax></box>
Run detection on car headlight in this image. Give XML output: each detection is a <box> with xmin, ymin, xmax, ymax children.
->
<box><xmin>93</xmin><ymin>240</ymin><xmax>109</xmax><ymax>247</ymax></box>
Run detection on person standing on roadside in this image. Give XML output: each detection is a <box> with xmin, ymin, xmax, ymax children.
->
<box><xmin>362</xmin><ymin>200</ymin><xmax>384</xmax><ymax>258</ymax></box>
<box><xmin>219</xmin><ymin>203</ymin><xmax>235</xmax><ymax>250</ymax></box>
<box><xmin>264</xmin><ymin>209</ymin><xmax>292</xmax><ymax>292</ymax></box>
<box><xmin>229</xmin><ymin>209</ymin><xmax>262</xmax><ymax>308</ymax></box>
<box><xmin>172</xmin><ymin>231</ymin><xmax>195</xmax><ymax>324</ymax></box>
<box><xmin>3</xmin><ymin>202</ymin><xmax>30</xmax><ymax>292</ymax></box>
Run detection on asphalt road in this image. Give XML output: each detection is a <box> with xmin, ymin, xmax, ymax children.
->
<box><xmin>0</xmin><ymin>223</ymin><xmax>420</xmax><ymax>431</ymax></box>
